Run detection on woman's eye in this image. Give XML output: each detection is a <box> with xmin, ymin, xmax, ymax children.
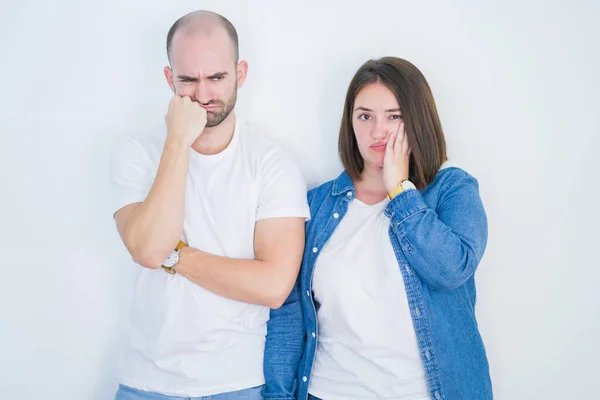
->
<box><xmin>390</xmin><ymin>114</ymin><xmax>403</xmax><ymax>120</ymax></box>
<box><xmin>358</xmin><ymin>114</ymin><xmax>371</xmax><ymax>121</ymax></box>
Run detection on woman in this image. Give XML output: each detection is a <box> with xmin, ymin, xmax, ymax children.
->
<box><xmin>296</xmin><ymin>57</ymin><xmax>492</xmax><ymax>400</ymax></box>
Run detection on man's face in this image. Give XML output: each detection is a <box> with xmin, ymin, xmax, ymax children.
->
<box><xmin>165</xmin><ymin>29</ymin><xmax>246</xmax><ymax>127</ymax></box>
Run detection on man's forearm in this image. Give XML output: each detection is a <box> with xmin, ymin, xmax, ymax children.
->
<box><xmin>176</xmin><ymin>247</ymin><xmax>298</xmax><ymax>309</ymax></box>
<box><xmin>122</xmin><ymin>138</ymin><xmax>190</xmax><ymax>268</ymax></box>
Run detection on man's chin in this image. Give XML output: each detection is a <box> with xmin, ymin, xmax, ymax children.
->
<box><xmin>206</xmin><ymin>114</ymin><xmax>225</xmax><ymax>127</ymax></box>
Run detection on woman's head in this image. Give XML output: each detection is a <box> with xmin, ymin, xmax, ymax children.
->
<box><xmin>338</xmin><ymin>57</ymin><xmax>447</xmax><ymax>189</ymax></box>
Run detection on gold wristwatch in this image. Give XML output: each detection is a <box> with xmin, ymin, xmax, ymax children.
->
<box><xmin>161</xmin><ymin>240</ymin><xmax>188</xmax><ymax>275</ymax></box>
<box><xmin>388</xmin><ymin>179</ymin><xmax>417</xmax><ymax>200</ymax></box>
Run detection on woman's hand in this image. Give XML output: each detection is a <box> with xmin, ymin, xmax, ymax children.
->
<box><xmin>383</xmin><ymin>121</ymin><xmax>411</xmax><ymax>193</ymax></box>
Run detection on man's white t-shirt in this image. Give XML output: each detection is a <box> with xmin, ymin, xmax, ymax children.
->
<box><xmin>110</xmin><ymin>118</ymin><xmax>310</xmax><ymax>397</ymax></box>
<box><xmin>309</xmin><ymin>198</ymin><xmax>429</xmax><ymax>400</ymax></box>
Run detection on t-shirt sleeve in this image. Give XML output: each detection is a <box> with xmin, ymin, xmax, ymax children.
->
<box><xmin>256</xmin><ymin>148</ymin><xmax>310</xmax><ymax>222</ymax></box>
<box><xmin>109</xmin><ymin>136</ymin><xmax>153</xmax><ymax>216</ymax></box>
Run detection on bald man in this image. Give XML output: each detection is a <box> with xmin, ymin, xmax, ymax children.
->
<box><xmin>111</xmin><ymin>10</ymin><xmax>308</xmax><ymax>400</ymax></box>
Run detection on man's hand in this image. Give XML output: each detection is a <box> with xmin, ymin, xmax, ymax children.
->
<box><xmin>165</xmin><ymin>96</ymin><xmax>208</xmax><ymax>146</ymax></box>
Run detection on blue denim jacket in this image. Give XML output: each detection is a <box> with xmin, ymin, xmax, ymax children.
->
<box><xmin>293</xmin><ymin>167</ymin><xmax>493</xmax><ymax>400</ymax></box>
<box><xmin>262</xmin><ymin>277</ymin><xmax>305</xmax><ymax>400</ymax></box>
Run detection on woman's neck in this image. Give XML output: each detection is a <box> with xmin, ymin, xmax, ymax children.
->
<box><xmin>354</xmin><ymin>165</ymin><xmax>388</xmax><ymax>205</ymax></box>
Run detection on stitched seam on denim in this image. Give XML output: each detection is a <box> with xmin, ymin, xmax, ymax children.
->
<box><xmin>389</xmin><ymin>228</ymin><xmax>446</xmax><ymax>400</ymax></box>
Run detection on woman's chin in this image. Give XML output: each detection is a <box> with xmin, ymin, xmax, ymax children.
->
<box><xmin>365</xmin><ymin>159</ymin><xmax>385</xmax><ymax>172</ymax></box>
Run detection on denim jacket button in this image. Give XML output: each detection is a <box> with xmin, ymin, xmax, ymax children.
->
<box><xmin>312</xmin><ymin>332</ymin><xmax>316</xmax><ymax>338</ymax></box>
<box><xmin>434</xmin><ymin>391</ymin><xmax>441</xmax><ymax>399</ymax></box>
<box><xmin>312</xmin><ymin>247</ymin><xmax>318</xmax><ymax>253</ymax></box>
<box><xmin>333</xmin><ymin>212</ymin><xmax>339</xmax><ymax>219</ymax></box>
<box><xmin>306</xmin><ymin>290</ymin><xmax>310</xmax><ymax>297</ymax></box>
<box><xmin>346</xmin><ymin>191</ymin><xmax>352</xmax><ymax>197</ymax></box>
<box><xmin>302</xmin><ymin>376</ymin><xmax>308</xmax><ymax>382</ymax></box>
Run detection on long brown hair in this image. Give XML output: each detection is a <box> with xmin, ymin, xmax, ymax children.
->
<box><xmin>338</xmin><ymin>57</ymin><xmax>447</xmax><ymax>189</ymax></box>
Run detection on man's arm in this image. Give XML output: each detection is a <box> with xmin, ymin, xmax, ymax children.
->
<box><xmin>114</xmin><ymin>140</ymin><xmax>189</xmax><ymax>269</ymax></box>
<box><xmin>114</xmin><ymin>96</ymin><xmax>206</xmax><ymax>269</ymax></box>
<box><xmin>175</xmin><ymin>217</ymin><xmax>305</xmax><ymax>309</ymax></box>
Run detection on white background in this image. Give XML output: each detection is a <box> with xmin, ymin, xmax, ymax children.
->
<box><xmin>0</xmin><ymin>1</ymin><xmax>598</xmax><ymax>399</ymax></box>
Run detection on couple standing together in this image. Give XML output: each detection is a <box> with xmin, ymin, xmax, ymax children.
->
<box><xmin>111</xmin><ymin>9</ymin><xmax>492</xmax><ymax>400</ymax></box>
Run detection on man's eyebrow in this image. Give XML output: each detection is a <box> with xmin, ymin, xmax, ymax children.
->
<box><xmin>177</xmin><ymin>72</ymin><xmax>228</xmax><ymax>81</ymax></box>
<box><xmin>207</xmin><ymin>72</ymin><xmax>228</xmax><ymax>79</ymax></box>
<box><xmin>176</xmin><ymin>75</ymin><xmax>198</xmax><ymax>81</ymax></box>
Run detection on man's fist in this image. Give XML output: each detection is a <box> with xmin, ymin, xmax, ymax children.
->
<box><xmin>165</xmin><ymin>96</ymin><xmax>208</xmax><ymax>146</ymax></box>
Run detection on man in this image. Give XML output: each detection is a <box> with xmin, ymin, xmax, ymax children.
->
<box><xmin>111</xmin><ymin>10</ymin><xmax>308</xmax><ymax>400</ymax></box>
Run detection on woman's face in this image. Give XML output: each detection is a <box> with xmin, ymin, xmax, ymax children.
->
<box><xmin>351</xmin><ymin>82</ymin><xmax>403</xmax><ymax>170</ymax></box>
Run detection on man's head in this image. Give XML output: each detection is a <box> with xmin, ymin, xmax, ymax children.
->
<box><xmin>164</xmin><ymin>11</ymin><xmax>247</xmax><ymax>127</ymax></box>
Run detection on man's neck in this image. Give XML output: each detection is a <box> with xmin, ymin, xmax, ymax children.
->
<box><xmin>191</xmin><ymin>111</ymin><xmax>236</xmax><ymax>155</ymax></box>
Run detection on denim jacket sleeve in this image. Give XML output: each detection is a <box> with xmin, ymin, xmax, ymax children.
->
<box><xmin>386</xmin><ymin>170</ymin><xmax>488</xmax><ymax>291</ymax></box>
<box><xmin>262</xmin><ymin>278</ymin><xmax>304</xmax><ymax>400</ymax></box>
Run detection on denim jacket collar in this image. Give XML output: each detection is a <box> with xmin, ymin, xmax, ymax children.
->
<box><xmin>330</xmin><ymin>171</ymin><xmax>355</xmax><ymax>196</ymax></box>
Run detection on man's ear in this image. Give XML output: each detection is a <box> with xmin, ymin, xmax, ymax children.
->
<box><xmin>164</xmin><ymin>66</ymin><xmax>175</xmax><ymax>93</ymax></box>
<box><xmin>236</xmin><ymin>60</ymin><xmax>248</xmax><ymax>89</ymax></box>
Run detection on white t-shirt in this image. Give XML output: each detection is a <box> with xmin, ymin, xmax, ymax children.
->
<box><xmin>309</xmin><ymin>198</ymin><xmax>430</xmax><ymax>400</ymax></box>
<box><xmin>110</xmin><ymin>118</ymin><xmax>310</xmax><ymax>397</ymax></box>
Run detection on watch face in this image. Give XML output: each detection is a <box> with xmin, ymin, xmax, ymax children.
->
<box><xmin>402</xmin><ymin>180</ymin><xmax>417</xmax><ymax>190</ymax></box>
<box><xmin>163</xmin><ymin>250</ymin><xmax>179</xmax><ymax>268</ymax></box>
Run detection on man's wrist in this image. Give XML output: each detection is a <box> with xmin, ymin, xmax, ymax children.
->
<box><xmin>164</xmin><ymin>136</ymin><xmax>192</xmax><ymax>152</ymax></box>
<box><xmin>161</xmin><ymin>240</ymin><xmax>189</xmax><ymax>275</ymax></box>
<box><xmin>173</xmin><ymin>246</ymin><xmax>195</xmax><ymax>276</ymax></box>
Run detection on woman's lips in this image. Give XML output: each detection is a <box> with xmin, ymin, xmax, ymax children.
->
<box><xmin>370</xmin><ymin>143</ymin><xmax>387</xmax><ymax>151</ymax></box>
